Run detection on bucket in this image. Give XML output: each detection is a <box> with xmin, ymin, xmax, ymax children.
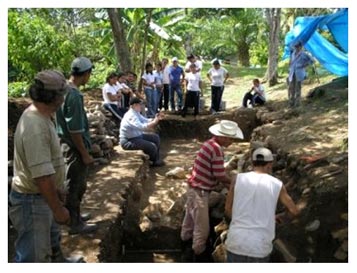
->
<box><xmin>199</xmin><ymin>98</ymin><xmax>205</xmax><ymax>110</ymax></box>
<box><xmin>220</xmin><ymin>101</ymin><xmax>226</xmax><ymax>111</ymax></box>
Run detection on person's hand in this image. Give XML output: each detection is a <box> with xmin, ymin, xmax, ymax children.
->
<box><xmin>53</xmin><ymin>206</ymin><xmax>70</xmax><ymax>225</ymax></box>
<box><xmin>275</xmin><ymin>212</ymin><xmax>289</xmax><ymax>225</ymax></box>
<box><xmin>57</xmin><ymin>189</ymin><xmax>67</xmax><ymax>203</ymax></box>
<box><xmin>82</xmin><ymin>153</ymin><xmax>94</xmax><ymax>165</ymax></box>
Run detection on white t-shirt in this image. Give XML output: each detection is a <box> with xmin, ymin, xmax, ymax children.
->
<box><xmin>253</xmin><ymin>84</ymin><xmax>267</xmax><ymax>100</ymax></box>
<box><xmin>162</xmin><ymin>66</ymin><xmax>170</xmax><ymax>84</ymax></box>
<box><xmin>225</xmin><ymin>171</ymin><xmax>282</xmax><ymax>258</ymax></box>
<box><xmin>185</xmin><ymin>73</ymin><xmax>201</xmax><ymax>91</ymax></box>
<box><xmin>185</xmin><ymin>61</ymin><xmax>202</xmax><ymax>73</ymax></box>
<box><xmin>102</xmin><ymin>83</ymin><xmax>119</xmax><ymax>105</ymax></box>
<box><xmin>141</xmin><ymin>72</ymin><xmax>156</xmax><ymax>89</ymax></box>
<box><xmin>207</xmin><ymin>67</ymin><xmax>228</xmax><ymax>86</ymax></box>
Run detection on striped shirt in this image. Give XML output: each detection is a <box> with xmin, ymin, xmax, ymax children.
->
<box><xmin>188</xmin><ymin>137</ymin><xmax>225</xmax><ymax>190</ymax></box>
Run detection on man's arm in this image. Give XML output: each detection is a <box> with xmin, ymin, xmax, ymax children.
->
<box><xmin>70</xmin><ymin>133</ymin><xmax>94</xmax><ymax>165</ymax></box>
<box><xmin>35</xmin><ymin>175</ymin><xmax>70</xmax><ymax>225</ymax></box>
<box><xmin>278</xmin><ymin>185</ymin><xmax>300</xmax><ymax>218</ymax></box>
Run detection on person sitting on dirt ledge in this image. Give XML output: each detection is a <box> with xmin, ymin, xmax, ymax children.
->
<box><xmin>224</xmin><ymin>147</ymin><xmax>301</xmax><ymax>263</ymax></box>
<box><xmin>181</xmin><ymin>119</ymin><xmax>244</xmax><ymax>262</ymax></box>
<box><xmin>119</xmin><ymin>97</ymin><xmax>165</xmax><ymax>167</ymax></box>
<box><xmin>242</xmin><ymin>78</ymin><xmax>266</xmax><ymax>108</ymax></box>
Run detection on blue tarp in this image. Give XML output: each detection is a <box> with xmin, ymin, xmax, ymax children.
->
<box><xmin>282</xmin><ymin>8</ymin><xmax>348</xmax><ymax>76</ymax></box>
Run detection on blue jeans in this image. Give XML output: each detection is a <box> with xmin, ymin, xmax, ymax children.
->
<box><xmin>144</xmin><ymin>88</ymin><xmax>157</xmax><ymax>118</ymax></box>
<box><xmin>169</xmin><ymin>84</ymin><xmax>183</xmax><ymax>110</ymax></box>
<box><xmin>226</xmin><ymin>250</ymin><xmax>270</xmax><ymax>263</ymax></box>
<box><xmin>120</xmin><ymin>133</ymin><xmax>160</xmax><ymax>163</ymax></box>
<box><xmin>9</xmin><ymin>190</ymin><xmax>61</xmax><ymax>262</ymax></box>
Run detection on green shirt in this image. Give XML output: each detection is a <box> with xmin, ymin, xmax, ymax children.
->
<box><xmin>56</xmin><ymin>86</ymin><xmax>91</xmax><ymax>150</ymax></box>
<box><xmin>12</xmin><ymin>107</ymin><xmax>65</xmax><ymax>193</ymax></box>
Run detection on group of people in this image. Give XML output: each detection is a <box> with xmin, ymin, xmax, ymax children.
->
<box><xmin>102</xmin><ymin>54</ymin><xmax>232</xmax><ymax>121</ymax></box>
<box><xmin>9</xmin><ymin>57</ymin><xmax>98</xmax><ymax>262</ymax></box>
<box><xmin>9</xmin><ymin>41</ymin><xmax>311</xmax><ymax>263</ymax></box>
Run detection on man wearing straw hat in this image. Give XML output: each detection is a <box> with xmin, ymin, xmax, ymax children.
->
<box><xmin>180</xmin><ymin>120</ymin><xmax>244</xmax><ymax>262</ymax></box>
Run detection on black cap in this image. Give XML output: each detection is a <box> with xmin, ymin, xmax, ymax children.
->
<box><xmin>213</xmin><ymin>60</ymin><xmax>220</xmax><ymax>65</ymax></box>
<box><xmin>129</xmin><ymin>97</ymin><xmax>142</xmax><ymax>105</ymax></box>
<box><xmin>187</xmin><ymin>54</ymin><xmax>195</xmax><ymax>60</ymax></box>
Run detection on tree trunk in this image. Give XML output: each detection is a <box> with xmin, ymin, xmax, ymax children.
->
<box><xmin>138</xmin><ymin>8</ymin><xmax>153</xmax><ymax>91</ymax></box>
<box><xmin>107</xmin><ymin>8</ymin><xmax>132</xmax><ymax>72</ymax></box>
<box><xmin>264</xmin><ymin>8</ymin><xmax>281</xmax><ymax>86</ymax></box>
<box><xmin>237</xmin><ymin>41</ymin><xmax>250</xmax><ymax>67</ymax></box>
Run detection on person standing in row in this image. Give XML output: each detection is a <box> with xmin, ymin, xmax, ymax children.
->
<box><xmin>181</xmin><ymin>63</ymin><xmax>202</xmax><ymax>118</ymax></box>
<box><xmin>56</xmin><ymin>57</ymin><xmax>98</xmax><ymax>235</ymax></box>
<box><xmin>159</xmin><ymin>58</ymin><xmax>170</xmax><ymax>111</ymax></box>
<box><xmin>142</xmin><ymin>63</ymin><xmax>157</xmax><ymax>118</ymax></box>
<box><xmin>225</xmin><ymin>147</ymin><xmax>301</xmax><ymax>262</ymax></box>
<box><xmin>207</xmin><ymin>59</ymin><xmax>229</xmax><ymax>114</ymax></box>
<box><xmin>287</xmin><ymin>41</ymin><xmax>314</xmax><ymax>108</ymax></box>
<box><xmin>169</xmin><ymin>57</ymin><xmax>185</xmax><ymax>112</ymax></box>
<box><xmin>181</xmin><ymin>120</ymin><xmax>244</xmax><ymax>262</ymax></box>
<box><xmin>9</xmin><ymin>70</ymin><xmax>82</xmax><ymax>262</ymax></box>
<box><xmin>185</xmin><ymin>54</ymin><xmax>202</xmax><ymax>74</ymax></box>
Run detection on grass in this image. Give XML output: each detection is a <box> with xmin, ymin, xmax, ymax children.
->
<box><xmin>200</xmin><ymin>62</ymin><xmax>339</xmax><ymax>110</ymax></box>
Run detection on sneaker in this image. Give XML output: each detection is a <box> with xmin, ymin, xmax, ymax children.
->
<box><xmin>69</xmin><ymin>222</ymin><xmax>98</xmax><ymax>235</ymax></box>
<box><xmin>81</xmin><ymin>212</ymin><xmax>91</xmax><ymax>222</ymax></box>
<box><xmin>151</xmin><ymin>160</ymin><xmax>165</xmax><ymax>167</ymax></box>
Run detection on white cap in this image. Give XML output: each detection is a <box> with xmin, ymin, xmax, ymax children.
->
<box><xmin>252</xmin><ymin>147</ymin><xmax>274</xmax><ymax>162</ymax></box>
<box><xmin>172</xmin><ymin>57</ymin><xmax>178</xmax><ymax>62</ymax></box>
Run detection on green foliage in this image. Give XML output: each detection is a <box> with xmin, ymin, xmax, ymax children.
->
<box><xmin>8</xmin><ymin>9</ymin><xmax>75</xmax><ymax>81</ymax></box>
<box><xmin>8</xmin><ymin>81</ymin><xmax>29</xmax><ymax>98</ymax></box>
<box><xmin>84</xmin><ymin>62</ymin><xmax>117</xmax><ymax>90</ymax></box>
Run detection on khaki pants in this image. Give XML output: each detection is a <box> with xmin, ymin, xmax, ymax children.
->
<box><xmin>181</xmin><ymin>187</ymin><xmax>210</xmax><ymax>255</ymax></box>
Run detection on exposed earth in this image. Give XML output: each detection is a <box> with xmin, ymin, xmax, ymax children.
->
<box><xmin>8</xmin><ymin>76</ymin><xmax>348</xmax><ymax>263</ymax></box>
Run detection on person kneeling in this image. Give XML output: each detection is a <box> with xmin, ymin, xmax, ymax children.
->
<box><xmin>242</xmin><ymin>79</ymin><xmax>266</xmax><ymax>108</ymax></box>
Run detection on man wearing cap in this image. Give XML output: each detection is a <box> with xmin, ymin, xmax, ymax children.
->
<box><xmin>224</xmin><ymin>147</ymin><xmax>301</xmax><ymax>262</ymax></box>
<box><xmin>56</xmin><ymin>57</ymin><xmax>98</xmax><ymax>235</ymax></box>
<box><xmin>180</xmin><ymin>120</ymin><xmax>244</xmax><ymax>262</ymax></box>
<box><xmin>9</xmin><ymin>70</ymin><xmax>83</xmax><ymax>262</ymax></box>
<box><xmin>169</xmin><ymin>57</ymin><xmax>185</xmax><ymax>112</ymax></box>
<box><xmin>207</xmin><ymin>59</ymin><xmax>229</xmax><ymax>114</ymax></box>
<box><xmin>288</xmin><ymin>41</ymin><xmax>314</xmax><ymax>107</ymax></box>
<box><xmin>119</xmin><ymin>97</ymin><xmax>165</xmax><ymax>167</ymax></box>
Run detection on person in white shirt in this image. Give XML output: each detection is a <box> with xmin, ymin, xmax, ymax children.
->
<box><xmin>181</xmin><ymin>63</ymin><xmax>202</xmax><ymax>118</ymax></box>
<box><xmin>160</xmin><ymin>58</ymin><xmax>170</xmax><ymax>111</ymax></box>
<box><xmin>225</xmin><ymin>147</ymin><xmax>301</xmax><ymax>262</ymax></box>
<box><xmin>102</xmin><ymin>72</ymin><xmax>126</xmax><ymax>121</ymax></box>
<box><xmin>242</xmin><ymin>78</ymin><xmax>266</xmax><ymax>108</ymax></box>
<box><xmin>207</xmin><ymin>59</ymin><xmax>229</xmax><ymax>114</ymax></box>
<box><xmin>142</xmin><ymin>63</ymin><xmax>157</xmax><ymax>118</ymax></box>
<box><xmin>185</xmin><ymin>54</ymin><xmax>202</xmax><ymax>74</ymax></box>
<box><xmin>117</xmin><ymin>72</ymin><xmax>133</xmax><ymax>110</ymax></box>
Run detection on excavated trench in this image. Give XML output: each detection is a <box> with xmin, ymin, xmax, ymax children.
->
<box><xmin>99</xmin><ymin>110</ymin><xmax>347</xmax><ymax>263</ymax></box>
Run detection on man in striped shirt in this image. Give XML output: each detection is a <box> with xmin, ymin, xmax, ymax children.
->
<box><xmin>181</xmin><ymin>120</ymin><xmax>244</xmax><ymax>262</ymax></box>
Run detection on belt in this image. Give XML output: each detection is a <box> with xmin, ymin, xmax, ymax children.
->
<box><xmin>189</xmin><ymin>185</ymin><xmax>211</xmax><ymax>195</ymax></box>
